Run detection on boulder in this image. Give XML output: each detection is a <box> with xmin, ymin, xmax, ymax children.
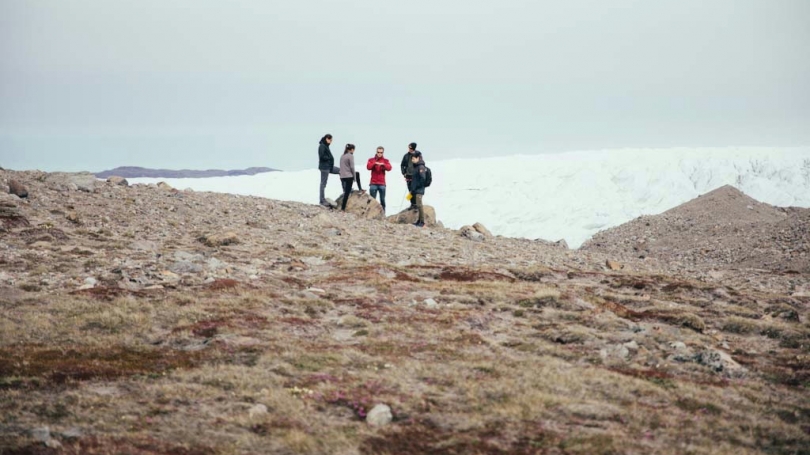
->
<box><xmin>387</xmin><ymin>205</ymin><xmax>438</xmax><ymax>226</ymax></box>
<box><xmin>107</xmin><ymin>176</ymin><xmax>129</xmax><ymax>186</ymax></box>
<box><xmin>157</xmin><ymin>181</ymin><xmax>174</xmax><ymax>191</ymax></box>
<box><xmin>200</xmin><ymin>231</ymin><xmax>240</xmax><ymax>247</ymax></box>
<box><xmin>459</xmin><ymin>225</ymin><xmax>485</xmax><ymax>242</ymax></box>
<box><xmin>8</xmin><ymin>180</ymin><xmax>28</xmax><ymax>198</ymax></box>
<box><xmin>472</xmin><ymin>222</ymin><xmax>493</xmax><ymax>237</ymax></box>
<box><xmin>335</xmin><ymin>191</ymin><xmax>385</xmax><ymax>220</ymax></box>
<box><xmin>366</xmin><ymin>404</ymin><xmax>393</xmax><ymax>427</ymax></box>
<box><xmin>606</xmin><ymin>260</ymin><xmax>623</xmax><ymax>271</ymax></box>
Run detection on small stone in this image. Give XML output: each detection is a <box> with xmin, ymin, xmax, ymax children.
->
<box><xmin>83</xmin><ymin>277</ymin><xmax>97</xmax><ymax>286</ymax></box>
<box><xmin>248</xmin><ymin>403</ymin><xmax>268</xmax><ymax>418</ymax></box>
<box><xmin>606</xmin><ymin>260</ymin><xmax>623</xmax><ymax>271</ymax></box>
<box><xmin>66</xmin><ymin>211</ymin><xmax>81</xmax><ymax>224</ymax></box>
<box><xmin>31</xmin><ymin>427</ymin><xmax>51</xmax><ymax>443</ymax></box>
<box><xmin>200</xmin><ymin>232</ymin><xmax>240</xmax><ymax>247</ymax></box>
<box><xmin>366</xmin><ymin>404</ymin><xmax>393</xmax><ymax>427</ymax></box>
<box><xmin>670</xmin><ymin>341</ymin><xmax>687</xmax><ymax>350</ymax></box>
<box><xmin>423</xmin><ymin>298</ymin><xmax>439</xmax><ymax>309</ymax></box>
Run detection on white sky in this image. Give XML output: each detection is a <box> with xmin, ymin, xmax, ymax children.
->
<box><xmin>1</xmin><ymin>0</ymin><xmax>809</xmax><ymax>172</ymax></box>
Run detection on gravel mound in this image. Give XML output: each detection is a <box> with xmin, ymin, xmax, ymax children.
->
<box><xmin>582</xmin><ymin>185</ymin><xmax>809</xmax><ymax>272</ymax></box>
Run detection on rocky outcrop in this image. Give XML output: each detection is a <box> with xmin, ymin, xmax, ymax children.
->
<box><xmin>0</xmin><ymin>193</ymin><xmax>29</xmax><ymax>228</ymax></box>
<box><xmin>44</xmin><ymin>172</ymin><xmax>99</xmax><ymax>192</ymax></box>
<box><xmin>387</xmin><ymin>205</ymin><xmax>438</xmax><ymax>226</ymax></box>
<box><xmin>335</xmin><ymin>191</ymin><xmax>384</xmax><ymax>220</ymax></box>
<box><xmin>200</xmin><ymin>231</ymin><xmax>240</xmax><ymax>247</ymax></box>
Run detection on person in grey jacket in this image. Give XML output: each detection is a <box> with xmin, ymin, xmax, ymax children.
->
<box><xmin>318</xmin><ymin>134</ymin><xmax>339</xmax><ymax>206</ymax></box>
<box><xmin>339</xmin><ymin>144</ymin><xmax>364</xmax><ymax>211</ymax></box>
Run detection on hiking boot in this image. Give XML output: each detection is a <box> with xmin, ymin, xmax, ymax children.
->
<box><xmin>413</xmin><ymin>221</ymin><xmax>425</xmax><ymax>227</ymax></box>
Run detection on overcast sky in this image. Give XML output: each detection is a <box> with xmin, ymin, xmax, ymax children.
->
<box><xmin>1</xmin><ymin>0</ymin><xmax>808</xmax><ymax>172</ymax></box>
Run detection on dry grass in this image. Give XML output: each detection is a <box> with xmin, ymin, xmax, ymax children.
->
<box><xmin>1</xmin><ymin>262</ymin><xmax>809</xmax><ymax>454</ymax></box>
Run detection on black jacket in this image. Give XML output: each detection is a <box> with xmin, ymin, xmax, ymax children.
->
<box><xmin>318</xmin><ymin>140</ymin><xmax>334</xmax><ymax>171</ymax></box>
<box><xmin>401</xmin><ymin>151</ymin><xmax>416</xmax><ymax>177</ymax></box>
<box><xmin>410</xmin><ymin>159</ymin><xmax>427</xmax><ymax>195</ymax></box>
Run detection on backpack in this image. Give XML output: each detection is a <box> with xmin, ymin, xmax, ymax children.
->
<box><xmin>424</xmin><ymin>167</ymin><xmax>432</xmax><ymax>187</ymax></box>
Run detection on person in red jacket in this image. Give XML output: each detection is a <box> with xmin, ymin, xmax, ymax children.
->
<box><xmin>366</xmin><ymin>146</ymin><xmax>393</xmax><ymax>212</ymax></box>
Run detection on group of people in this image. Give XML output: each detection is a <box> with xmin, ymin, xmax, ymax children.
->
<box><xmin>318</xmin><ymin>134</ymin><xmax>428</xmax><ymax>227</ymax></box>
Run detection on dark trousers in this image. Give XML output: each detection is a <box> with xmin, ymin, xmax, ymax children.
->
<box><xmin>340</xmin><ymin>177</ymin><xmax>354</xmax><ymax>211</ymax></box>
<box><xmin>406</xmin><ymin>177</ymin><xmax>416</xmax><ymax>207</ymax></box>
<box><xmin>319</xmin><ymin>167</ymin><xmax>339</xmax><ymax>204</ymax></box>
<box><xmin>415</xmin><ymin>194</ymin><xmax>424</xmax><ymax>222</ymax></box>
<box><xmin>369</xmin><ymin>184</ymin><xmax>386</xmax><ymax>210</ymax></box>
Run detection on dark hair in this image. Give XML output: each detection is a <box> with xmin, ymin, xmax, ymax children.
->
<box><xmin>320</xmin><ymin>134</ymin><xmax>332</xmax><ymax>143</ymax></box>
<box><xmin>412</xmin><ymin>151</ymin><xmax>422</xmax><ymax>158</ymax></box>
<box><xmin>344</xmin><ymin>143</ymin><xmax>355</xmax><ymax>153</ymax></box>
<box><xmin>408</xmin><ymin>142</ymin><xmax>417</xmax><ymax>150</ymax></box>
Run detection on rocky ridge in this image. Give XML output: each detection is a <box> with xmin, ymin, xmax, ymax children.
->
<box><xmin>0</xmin><ymin>170</ymin><xmax>808</xmax><ymax>454</ymax></box>
<box><xmin>582</xmin><ymin>185</ymin><xmax>810</xmax><ymax>273</ymax></box>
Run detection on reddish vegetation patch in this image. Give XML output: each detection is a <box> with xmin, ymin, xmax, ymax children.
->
<box><xmin>173</xmin><ymin>313</ymin><xmax>269</xmax><ymax>336</ymax></box>
<box><xmin>360</xmin><ymin>420</ymin><xmax>561</xmax><ymax>455</ymax></box>
<box><xmin>438</xmin><ymin>267</ymin><xmax>516</xmax><ymax>283</ymax></box>
<box><xmin>0</xmin><ymin>345</ymin><xmax>204</xmax><ymax>385</ymax></box>
<box><xmin>609</xmin><ymin>367</ymin><xmax>729</xmax><ymax>388</ymax></box>
<box><xmin>69</xmin><ymin>286</ymin><xmax>152</xmax><ymax>300</ymax></box>
<box><xmin>4</xmin><ymin>436</ymin><xmax>215</xmax><ymax>455</ymax></box>
<box><xmin>19</xmin><ymin>227</ymin><xmax>69</xmax><ymax>243</ymax></box>
<box><xmin>2</xmin><ymin>216</ymin><xmax>30</xmax><ymax>229</ymax></box>
<box><xmin>204</xmin><ymin>278</ymin><xmax>241</xmax><ymax>291</ymax></box>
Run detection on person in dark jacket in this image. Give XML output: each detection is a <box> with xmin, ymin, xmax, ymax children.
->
<box><xmin>409</xmin><ymin>151</ymin><xmax>427</xmax><ymax>227</ymax></box>
<box><xmin>400</xmin><ymin>142</ymin><xmax>418</xmax><ymax>209</ymax></box>
<box><xmin>339</xmin><ymin>144</ymin><xmax>363</xmax><ymax>211</ymax></box>
<box><xmin>367</xmin><ymin>146</ymin><xmax>392</xmax><ymax>212</ymax></box>
<box><xmin>318</xmin><ymin>134</ymin><xmax>339</xmax><ymax>206</ymax></box>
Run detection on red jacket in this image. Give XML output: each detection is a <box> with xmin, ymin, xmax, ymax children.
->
<box><xmin>366</xmin><ymin>157</ymin><xmax>392</xmax><ymax>185</ymax></box>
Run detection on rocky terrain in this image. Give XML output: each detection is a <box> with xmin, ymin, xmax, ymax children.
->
<box><xmin>0</xmin><ymin>170</ymin><xmax>808</xmax><ymax>454</ymax></box>
<box><xmin>582</xmin><ymin>185</ymin><xmax>810</xmax><ymax>274</ymax></box>
<box><xmin>95</xmin><ymin>167</ymin><xmax>277</xmax><ymax>179</ymax></box>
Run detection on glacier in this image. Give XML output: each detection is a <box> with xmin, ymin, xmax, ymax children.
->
<box><xmin>130</xmin><ymin>147</ymin><xmax>810</xmax><ymax>248</ymax></box>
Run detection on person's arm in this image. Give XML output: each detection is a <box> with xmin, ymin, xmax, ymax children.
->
<box><xmin>384</xmin><ymin>159</ymin><xmax>392</xmax><ymax>171</ymax></box>
<box><xmin>400</xmin><ymin>154</ymin><xmax>408</xmax><ymax>176</ymax></box>
<box><xmin>367</xmin><ymin>158</ymin><xmax>375</xmax><ymax>171</ymax></box>
<box><xmin>319</xmin><ymin>144</ymin><xmax>328</xmax><ymax>161</ymax></box>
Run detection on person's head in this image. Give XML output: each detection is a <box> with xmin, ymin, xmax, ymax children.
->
<box><xmin>411</xmin><ymin>150</ymin><xmax>422</xmax><ymax>163</ymax></box>
<box><xmin>322</xmin><ymin>134</ymin><xmax>333</xmax><ymax>144</ymax></box>
<box><xmin>344</xmin><ymin>143</ymin><xmax>355</xmax><ymax>154</ymax></box>
<box><xmin>408</xmin><ymin>142</ymin><xmax>417</xmax><ymax>153</ymax></box>
<box><xmin>375</xmin><ymin>146</ymin><xmax>384</xmax><ymax>158</ymax></box>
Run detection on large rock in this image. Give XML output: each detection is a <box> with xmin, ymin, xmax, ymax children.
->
<box><xmin>459</xmin><ymin>225</ymin><xmax>485</xmax><ymax>242</ymax></box>
<box><xmin>366</xmin><ymin>404</ymin><xmax>393</xmax><ymax>427</ymax></box>
<box><xmin>335</xmin><ymin>191</ymin><xmax>385</xmax><ymax>220</ymax></box>
<box><xmin>472</xmin><ymin>222</ymin><xmax>493</xmax><ymax>238</ymax></box>
<box><xmin>200</xmin><ymin>231</ymin><xmax>240</xmax><ymax>247</ymax></box>
<box><xmin>45</xmin><ymin>172</ymin><xmax>99</xmax><ymax>192</ymax></box>
<box><xmin>387</xmin><ymin>205</ymin><xmax>438</xmax><ymax>226</ymax></box>
<box><xmin>107</xmin><ymin>176</ymin><xmax>129</xmax><ymax>186</ymax></box>
<box><xmin>8</xmin><ymin>180</ymin><xmax>28</xmax><ymax>198</ymax></box>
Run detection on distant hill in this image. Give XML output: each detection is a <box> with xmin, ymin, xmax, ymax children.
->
<box><xmin>95</xmin><ymin>166</ymin><xmax>278</xmax><ymax>179</ymax></box>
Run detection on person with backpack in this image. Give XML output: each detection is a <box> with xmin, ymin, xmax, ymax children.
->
<box><xmin>367</xmin><ymin>146</ymin><xmax>392</xmax><ymax>212</ymax></box>
<box><xmin>400</xmin><ymin>142</ymin><xmax>418</xmax><ymax>210</ymax></box>
<box><xmin>409</xmin><ymin>151</ymin><xmax>430</xmax><ymax>227</ymax></box>
<box><xmin>318</xmin><ymin>134</ymin><xmax>339</xmax><ymax>207</ymax></box>
<box><xmin>339</xmin><ymin>144</ymin><xmax>364</xmax><ymax>211</ymax></box>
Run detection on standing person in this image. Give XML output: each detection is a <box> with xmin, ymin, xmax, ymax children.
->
<box><xmin>400</xmin><ymin>142</ymin><xmax>418</xmax><ymax>210</ymax></box>
<box><xmin>409</xmin><ymin>151</ymin><xmax>428</xmax><ymax>227</ymax></box>
<box><xmin>367</xmin><ymin>146</ymin><xmax>392</xmax><ymax>212</ymax></box>
<box><xmin>318</xmin><ymin>134</ymin><xmax>339</xmax><ymax>207</ymax></box>
<box><xmin>339</xmin><ymin>144</ymin><xmax>363</xmax><ymax>211</ymax></box>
